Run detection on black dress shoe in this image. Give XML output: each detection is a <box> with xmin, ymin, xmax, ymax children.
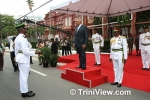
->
<box><xmin>21</xmin><ymin>92</ymin><xmax>35</xmax><ymax>98</ymax></box>
<box><xmin>81</xmin><ymin>68</ymin><xmax>86</xmax><ymax>70</ymax></box>
<box><xmin>117</xmin><ymin>84</ymin><xmax>122</xmax><ymax>87</ymax></box>
<box><xmin>0</xmin><ymin>69</ymin><xmax>3</xmax><ymax>71</ymax></box>
<box><xmin>146</xmin><ymin>68</ymin><xmax>149</xmax><ymax>71</ymax></box>
<box><xmin>142</xmin><ymin>68</ymin><xmax>146</xmax><ymax>70</ymax></box>
<box><xmin>28</xmin><ymin>91</ymin><xmax>33</xmax><ymax>93</ymax></box>
<box><xmin>39</xmin><ymin>63</ymin><xmax>42</xmax><ymax>65</ymax></box>
<box><xmin>111</xmin><ymin>82</ymin><xmax>118</xmax><ymax>85</ymax></box>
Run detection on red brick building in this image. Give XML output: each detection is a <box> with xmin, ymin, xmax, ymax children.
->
<box><xmin>44</xmin><ymin>11</ymin><xmax>94</xmax><ymax>40</ymax></box>
<box><xmin>44</xmin><ymin>11</ymin><xmax>150</xmax><ymax>40</ymax></box>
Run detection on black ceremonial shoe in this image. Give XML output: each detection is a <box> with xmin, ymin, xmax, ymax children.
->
<box><xmin>28</xmin><ymin>90</ymin><xmax>33</xmax><ymax>93</ymax></box>
<box><xmin>117</xmin><ymin>84</ymin><xmax>122</xmax><ymax>87</ymax></box>
<box><xmin>81</xmin><ymin>68</ymin><xmax>86</xmax><ymax>70</ymax></box>
<box><xmin>21</xmin><ymin>92</ymin><xmax>35</xmax><ymax>98</ymax></box>
<box><xmin>111</xmin><ymin>82</ymin><xmax>118</xmax><ymax>85</ymax></box>
<box><xmin>142</xmin><ymin>68</ymin><xmax>146</xmax><ymax>70</ymax></box>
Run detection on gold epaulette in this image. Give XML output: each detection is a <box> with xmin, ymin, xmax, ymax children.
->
<box><xmin>110</xmin><ymin>38</ymin><xmax>116</xmax><ymax>45</ymax></box>
<box><xmin>121</xmin><ymin>35</ymin><xmax>126</xmax><ymax>39</ymax></box>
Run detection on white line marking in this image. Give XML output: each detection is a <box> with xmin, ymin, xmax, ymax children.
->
<box><xmin>30</xmin><ymin>68</ymin><xmax>47</xmax><ymax>76</ymax></box>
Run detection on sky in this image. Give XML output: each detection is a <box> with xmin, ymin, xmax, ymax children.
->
<box><xmin>0</xmin><ymin>0</ymin><xmax>79</xmax><ymax>20</ymax></box>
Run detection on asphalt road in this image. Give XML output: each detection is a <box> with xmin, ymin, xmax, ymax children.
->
<box><xmin>0</xmin><ymin>53</ymin><xmax>150</xmax><ymax>100</ymax></box>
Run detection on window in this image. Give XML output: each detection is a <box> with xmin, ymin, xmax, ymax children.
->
<box><xmin>69</xmin><ymin>17</ymin><xmax>71</xmax><ymax>26</ymax></box>
<box><xmin>65</xmin><ymin>18</ymin><xmax>67</xmax><ymax>26</ymax></box>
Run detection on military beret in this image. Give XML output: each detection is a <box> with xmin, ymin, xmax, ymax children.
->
<box><xmin>143</xmin><ymin>25</ymin><xmax>148</xmax><ymax>29</ymax></box>
<box><xmin>113</xmin><ymin>27</ymin><xmax>121</xmax><ymax>32</ymax></box>
<box><xmin>15</xmin><ymin>24</ymin><xmax>25</xmax><ymax>29</ymax></box>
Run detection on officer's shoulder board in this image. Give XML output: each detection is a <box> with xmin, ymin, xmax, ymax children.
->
<box><xmin>23</xmin><ymin>35</ymin><xmax>26</xmax><ymax>38</ymax></box>
<box><xmin>120</xmin><ymin>35</ymin><xmax>126</xmax><ymax>39</ymax></box>
<box><xmin>110</xmin><ymin>37</ymin><xmax>115</xmax><ymax>40</ymax></box>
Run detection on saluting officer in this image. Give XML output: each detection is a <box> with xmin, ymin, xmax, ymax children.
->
<box><xmin>139</xmin><ymin>26</ymin><xmax>150</xmax><ymax>71</ymax></box>
<box><xmin>109</xmin><ymin>27</ymin><xmax>128</xmax><ymax>87</ymax></box>
<box><xmin>14</xmin><ymin>24</ymin><xmax>39</xmax><ymax>98</ymax></box>
<box><xmin>92</xmin><ymin>28</ymin><xmax>104</xmax><ymax>66</ymax></box>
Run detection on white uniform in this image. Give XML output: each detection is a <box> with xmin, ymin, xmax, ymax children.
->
<box><xmin>92</xmin><ymin>33</ymin><xmax>104</xmax><ymax>64</ymax></box>
<box><xmin>14</xmin><ymin>34</ymin><xmax>35</xmax><ymax>93</ymax></box>
<box><xmin>110</xmin><ymin>35</ymin><xmax>128</xmax><ymax>84</ymax></box>
<box><xmin>7</xmin><ymin>36</ymin><xmax>14</xmax><ymax>52</ymax></box>
<box><xmin>139</xmin><ymin>32</ymin><xmax>150</xmax><ymax>69</ymax></box>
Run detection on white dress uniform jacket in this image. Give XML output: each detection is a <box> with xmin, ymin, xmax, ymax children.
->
<box><xmin>15</xmin><ymin>34</ymin><xmax>35</xmax><ymax>63</ymax></box>
<box><xmin>110</xmin><ymin>35</ymin><xmax>128</xmax><ymax>84</ymax></box>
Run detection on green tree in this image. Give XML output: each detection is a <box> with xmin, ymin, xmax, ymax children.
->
<box><xmin>37</xmin><ymin>25</ymin><xmax>45</xmax><ymax>35</ymax></box>
<box><xmin>27</xmin><ymin>26</ymin><xmax>34</xmax><ymax>36</ymax></box>
<box><xmin>50</xmin><ymin>25</ymin><xmax>57</xmax><ymax>36</ymax></box>
<box><xmin>27</xmin><ymin>0</ymin><xmax>34</xmax><ymax>11</ymax></box>
<box><xmin>137</xmin><ymin>10</ymin><xmax>150</xmax><ymax>22</ymax></box>
<box><xmin>0</xmin><ymin>14</ymin><xmax>17</xmax><ymax>40</ymax></box>
<box><xmin>93</xmin><ymin>17</ymin><xmax>102</xmax><ymax>25</ymax></box>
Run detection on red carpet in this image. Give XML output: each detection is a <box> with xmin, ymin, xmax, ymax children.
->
<box><xmin>58</xmin><ymin>51</ymin><xmax>150</xmax><ymax>92</ymax></box>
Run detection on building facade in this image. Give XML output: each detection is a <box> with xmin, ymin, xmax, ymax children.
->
<box><xmin>44</xmin><ymin>11</ymin><xmax>94</xmax><ymax>40</ymax></box>
<box><xmin>44</xmin><ymin>11</ymin><xmax>150</xmax><ymax>40</ymax></box>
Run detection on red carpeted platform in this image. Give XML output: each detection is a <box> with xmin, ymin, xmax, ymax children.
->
<box><xmin>58</xmin><ymin>51</ymin><xmax>150</xmax><ymax>92</ymax></box>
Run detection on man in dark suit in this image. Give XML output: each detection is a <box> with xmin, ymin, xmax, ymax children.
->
<box><xmin>73</xmin><ymin>18</ymin><xmax>88</xmax><ymax>70</ymax></box>
<box><xmin>51</xmin><ymin>38</ymin><xmax>58</xmax><ymax>54</ymax></box>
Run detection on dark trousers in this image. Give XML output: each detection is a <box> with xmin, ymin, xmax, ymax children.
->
<box><xmin>10</xmin><ymin>51</ymin><xmax>18</xmax><ymax>71</ymax></box>
<box><xmin>0</xmin><ymin>53</ymin><xmax>4</xmax><ymax>70</ymax></box>
<box><xmin>67</xmin><ymin>46</ymin><xmax>72</xmax><ymax>55</ymax></box>
<box><xmin>62</xmin><ymin>46</ymin><xmax>67</xmax><ymax>56</ymax></box>
<box><xmin>76</xmin><ymin>47</ymin><xmax>86</xmax><ymax>68</ymax></box>
<box><xmin>30</xmin><ymin>56</ymin><xmax>33</xmax><ymax>63</ymax></box>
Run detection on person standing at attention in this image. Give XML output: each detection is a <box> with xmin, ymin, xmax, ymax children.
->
<box><xmin>92</xmin><ymin>28</ymin><xmax>104</xmax><ymax>66</ymax></box>
<box><xmin>139</xmin><ymin>26</ymin><xmax>150</xmax><ymax>71</ymax></box>
<box><xmin>14</xmin><ymin>24</ymin><xmax>39</xmax><ymax>98</ymax></box>
<box><xmin>109</xmin><ymin>27</ymin><xmax>128</xmax><ymax>87</ymax></box>
<box><xmin>73</xmin><ymin>18</ymin><xmax>88</xmax><ymax>70</ymax></box>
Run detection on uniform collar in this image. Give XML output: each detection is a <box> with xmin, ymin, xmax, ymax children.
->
<box><xmin>19</xmin><ymin>33</ymin><xmax>26</xmax><ymax>38</ymax></box>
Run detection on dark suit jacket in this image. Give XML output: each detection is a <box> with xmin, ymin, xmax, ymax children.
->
<box><xmin>74</xmin><ymin>25</ymin><xmax>88</xmax><ymax>47</ymax></box>
<box><xmin>51</xmin><ymin>41</ymin><xmax>58</xmax><ymax>54</ymax></box>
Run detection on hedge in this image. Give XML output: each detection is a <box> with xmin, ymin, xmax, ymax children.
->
<box><xmin>30</xmin><ymin>42</ymin><xmax>37</xmax><ymax>49</ymax></box>
<box><xmin>86</xmin><ymin>39</ymin><xmax>110</xmax><ymax>53</ymax></box>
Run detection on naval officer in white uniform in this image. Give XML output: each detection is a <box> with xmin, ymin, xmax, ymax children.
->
<box><xmin>109</xmin><ymin>27</ymin><xmax>128</xmax><ymax>87</ymax></box>
<box><xmin>14</xmin><ymin>24</ymin><xmax>39</xmax><ymax>98</ymax></box>
<box><xmin>139</xmin><ymin>26</ymin><xmax>150</xmax><ymax>71</ymax></box>
<box><xmin>92</xmin><ymin>28</ymin><xmax>104</xmax><ymax>66</ymax></box>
